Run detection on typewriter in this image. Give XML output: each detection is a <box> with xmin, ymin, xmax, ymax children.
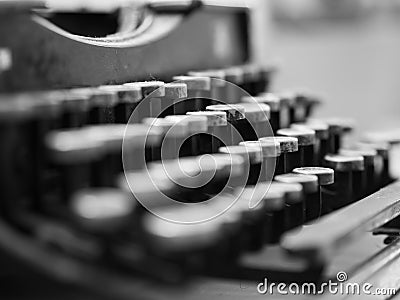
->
<box><xmin>1</xmin><ymin>1</ymin><xmax>400</xmax><ymax>299</ymax></box>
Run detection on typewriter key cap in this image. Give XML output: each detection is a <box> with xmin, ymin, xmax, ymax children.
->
<box><xmin>58</xmin><ymin>90</ymin><xmax>91</xmax><ymax>128</ymax></box>
<box><xmin>89</xmin><ymin>124</ymin><xmax>162</xmax><ymax>178</ymax></box>
<box><xmin>205</xmin><ymin>197</ymin><xmax>244</xmax><ymax>262</ymax></box>
<box><xmin>223</xmin><ymin>67</ymin><xmax>245</xmax><ymax>103</ymax></box>
<box><xmin>200</xmin><ymin>153</ymin><xmax>245</xmax><ymax>192</ymax></box>
<box><xmin>237</xmin><ymin>103</ymin><xmax>271</xmax><ymax>140</ymax></box>
<box><xmin>363</xmin><ymin>129</ymin><xmax>400</xmax><ymax>145</ymax></box>
<box><xmin>234</xmin><ymin>187</ymin><xmax>271</xmax><ymax>251</ymax></box>
<box><xmin>275</xmin><ymin>173</ymin><xmax>319</xmax><ymax>223</ymax></box>
<box><xmin>324</xmin><ymin>154</ymin><xmax>364</xmax><ymax>210</ymax></box>
<box><xmin>82</xmin><ymin>88</ymin><xmax>118</xmax><ymax>124</ymax></box>
<box><xmin>241</xmin><ymin>65</ymin><xmax>259</xmax><ymax>94</ymax></box>
<box><xmin>240</xmin><ymin>140</ymin><xmax>279</xmax><ymax>183</ymax></box>
<box><xmin>271</xmin><ymin>182</ymin><xmax>304</xmax><ymax>230</ymax></box>
<box><xmin>172</xmin><ymin>76</ymin><xmax>210</xmax><ymax>113</ymax></box>
<box><xmin>320</xmin><ymin>118</ymin><xmax>355</xmax><ymax>154</ymax></box>
<box><xmin>358</xmin><ymin>141</ymin><xmax>392</xmax><ymax>187</ymax></box>
<box><xmin>100</xmin><ymin>84</ymin><xmax>142</xmax><ymax>123</ymax></box>
<box><xmin>143</xmin><ymin>206</ymin><xmax>222</xmax><ymax>252</ymax></box>
<box><xmin>257</xmin><ymin>65</ymin><xmax>276</xmax><ymax>94</ymax></box>
<box><xmin>124</xmin><ymin>81</ymin><xmax>165</xmax><ymax>120</ymax></box>
<box><xmin>206</xmin><ymin>104</ymin><xmax>245</xmax><ymax>145</ymax></box>
<box><xmin>119</xmin><ymin>170</ymin><xmax>178</xmax><ymax>210</ymax></box>
<box><xmin>160</xmin><ymin>82</ymin><xmax>188</xmax><ymax>116</ymax></box>
<box><xmin>147</xmin><ymin>157</ymin><xmax>216</xmax><ymax>203</ymax></box>
<box><xmin>292</xmin><ymin>122</ymin><xmax>329</xmax><ymax>165</ymax></box>
<box><xmin>304</xmin><ymin>93</ymin><xmax>322</xmax><ymax>118</ymax></box>
<box><xmin>240</xmin><ymin>183</ymin><xmax>286</xmax><ymax>244</ymax></box>
<box><xmin>277</xmin><ymin>127</ymin><xmax>316</xmax><ymax>167</ymax></box>
<box><xmin>242</xmin><ymin>64</ymin><xmax>275</xmax><ymax>95</ymax></box>
<box><xmin>243</xmin><ymin>94</ymin><xmax>284</xmax><ymax>133</ymax></box>
<box><xmin>259</xmin><ymin>136</ymin><xmax>299</xmax><ymax>175</ymax></box>
<box><xmin>188</xmin><ymin>70</ymin><xmax>226</xmax><ymax>106</ymax></box>
<box><xmin>263</xmin><ymin>184</ymin><xmax>286</xmax><ymax>244</ymax></box>
<box><xmin>0</xmin><ymin>92</ymin><xmax>64</xmax><ymax>210</ymax></box>
<box><xmin>293</xmin><ymin>167</ymin><xmax>334</xmax><ymax>217</ymax></box>
<box><xmin>340</xmin><ymin>148</ymin><xmax>378</xmax><ymax>197</ymax></box>
<box><xmin>71</xmin><ymin>188</ymin><xmax>134</xmax><ymax>234</ymax></box>
<box><xmin>219</xmin><ymin>145</ymin><xmax>263</xmax><ymax>186</ymax></box>
<box><xmin>46</xmin><ymin>129</ymin><xmax>105</xmax><ymax>203</ymax></box>
<box><xmin>143</xmin><ymin>207</ymin><xmax>223</xmax><ymax>274</ymax></box>
<box><xmin>143</xmin><ymin>118</ymin><xmax>189</xmax><ymax>161</ymax></box>
<box><xmin>166</xmin><ymin>115</ymin><xmax>208</xmax><ymax>156</ymax></box>
<box><xmin>186</xmin><ymin>111</ymin><xmax>228</xmax><ymax>154</ymax></box>
<box><xmin>292</xmin><ymin>92</ymin><xmax>310</xmax><ymax>123</ymax></box>
<box><xmin>142</xmin><ymin>205</ymin><xmax>223</xmax><ymax>273</ymax></box>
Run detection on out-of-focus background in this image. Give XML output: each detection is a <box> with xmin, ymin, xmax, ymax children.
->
<box><xmin>255</xmin><ymin>0</ymin><xmax>400</xmax><ymax>138</ymax></box>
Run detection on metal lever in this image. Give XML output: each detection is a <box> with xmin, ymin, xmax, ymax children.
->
<box><xmin>282</xmin><ymin>181</ymin><xmax>400</xmax><ymax>263</ymax></box>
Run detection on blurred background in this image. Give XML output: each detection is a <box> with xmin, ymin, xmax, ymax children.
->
<box><xmin>256</xmin><ymin>0</ymin><xmax>400</xmax><ymax>138</ymax></box>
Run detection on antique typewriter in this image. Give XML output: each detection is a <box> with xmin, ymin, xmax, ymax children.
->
<box><xmin>1</xmin><ymin>1</ymin><xmax>400</xmax><ymax>299</ymax></box>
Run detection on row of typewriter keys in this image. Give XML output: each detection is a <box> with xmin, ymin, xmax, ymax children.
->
<box><xmin>0</xmin><ymin>64</ymin><xmax>394</xmax><ymax>282</ymax></box>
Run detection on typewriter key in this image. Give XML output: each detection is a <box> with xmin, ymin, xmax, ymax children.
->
<box><xmin>143</xmin><ymin>118</ymin><xmax>189</xmax><ymax>161</ymax></box>
<box><xmin>257</xmin><ymin>65</ymin><xmax>276</xmax><ymax>94</ymax></box>
<box><xmin>271</xmin><ymin>182</ymin><xmax>304</xmax><ymax>230</ymax></box>
<box><xmin>358</xmin><ymin>141</ymin><xmax>392</xmax><ymax>187</ymax></box>
<box><xmin>324</xmin><ymin>154</ymin><xmax>364</xmax><ymax>210</ymax></box>
<box><xmin>237</xmin><ymin>103</ymin><xmax>271</xmax><ymax>140</ymax></box>
<box><xmin>242</xmin><ymin>94</ymin><xmax>283</xmax><ymax>133</ymax></box>
<box><xmin>259</xmin><ymin>136</ymin><xmax>299</xmax><ymax>175</ymax></box>
<box><xmin>206</xmin><ymin>104</ymin><xmax>245</xmax><ymax>145</ymax></box>
<box><xmin>219</xmin><ymin>145</ymin><xmax>263</xmax><ymax>186</ymax></box>
<box><xmin>292</xmin><ymin>167</ymin><xmax>334</xmax><ymax>217</ymax></box>
<box><xmin>304</xmin><ymin>93</ymin><xmax>322</xmax><ymax>118</ymax></box>
<box><xmin>148</xmin><ymin>157</ymin><xmax>218</xmax><ymax>203</ymax></box>
<box><xmin>277</xmin><ymin>128</ymin><xmax>316</xmax><ymax>167</ymax></box>
<box><xmin>100</xmin><ymin>84</ymin><xmax>142</xmax><ymax>123</ymax></box>
<box><xmin>124</xmin><ymin>81</ymin><xmax>165</xmax><ymax>120</ymax></box>
<box><xmin>320</xmin><ymin>118</ymin><xmax>355</xmax><ymax>154</ymax></box>
<box><xmin>142</xmin><ymin>206</ymin><xmax>222</xmax><ymax>262</ymax></box>
<box><xmin>240</xmin><ymin>140</ymin><xmax>279</xmax><ymax>183</ymax></box>
<box><xmin>205</xmin><ymin>197</ymin><xmax>244</xmax><ymax>263</ymax></box>
<box><xmin>275</xmin><ymin>173</ymin><xmax>319</xmax><ymax>223</ymax></box>
<box><xmin>199</xmin><ymin>153</ymin><xmax>245</xmax><ymax>193</ymax></box>
<box><xmin>186</xmin><ymin>111</ymin><xmax>228</xmax><ymax>154</ymax></box>
<box><xmin>85</xmin><ymin>88</ymin><xmax>118</xmax><ymax>124</ymax></box>
<box><xmin>58</xmin><ymin>90</ymin><xmax>91</xmax><ymax>128</ymax></box>
<box><xmin>234</xmin><ymin>186</ymin><xmax>271</xmax><ymax>251</ymax></box>
<box><xmin>263</xmin><ymin>185</ymin><xmax>286</xmax><ymax>244</ymax></box>
<box><xmin>242</xmin><ymin>65</ymin><xmax>275</xmax><ymax>95</ymax></box>
<box><xmin>71</xmin><ymin>188</ymin><xmax>134</xmax><ymax>234</ymax></box>
<box><xmin>0</xmin><ymin>92</ymin><xmax>63</xmax><ymax>211</ymax></box>
<box><xmin>188</xmin><ymin>70</ymin><xmax>226</xmax><ymax>107</ymax></box>
<box><xmin>223</xmin><ymin>67</ymin><xmax>245</xmax><ymax>103</ymax></box>
<box><xmin>292</xmin><ymin>122</ymin><xmax>329</xmax><ymax>165</ymax></box>
<box><xmin>159</xmin><ymin>82</ymin><xmax>188</xmax><ymax>117</ymax></box>
<box><xmin>88</xmin><ymin>124</ymin><xmax>162</xmax><ymax>185</ymax></box>
<box><xmin>340</xmin><ymin>148</ymin><xmax>377</xmax><ymax>198</ymax></box>
<box><xmin>241</xmin><ymin>65</ymin><xmax>258</xmax><ymax>95</ymax></box>
<box><xmin>144</xmin><ymin>206</ymin><xmax>222</xmax><ymax>275</ymax></box>
<box><xmin>118</xmin><ymin>170</ymin><xmax>177</xmax><ymax>210</ymax></box>
<box><xmin>46</xmin><ymin>129</ymin><xmax>105</xmax><ymax>204</ymax></box>
<box><xmin>172</xmin><ymin>76</ymin><xmax>210</xmax><ymax>113</ymax></box>
<box><xmin>292</xmin><ymin>92</ymin><xmax>309</xmax><ymax>123</ymax></box>
<box><xmin>242</xmin><ymin>183</ymin><xmax>285</xmax><ymax>244</ymax></box>
<box><xmin>166</xmin><ymin>115</ymin><xmax>208</xmax><ymax>156</ymax></box>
